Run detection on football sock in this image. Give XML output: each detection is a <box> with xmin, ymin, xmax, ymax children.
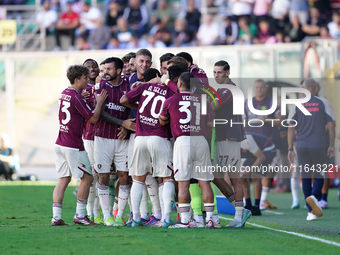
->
<box><xmin>108</xmin><ymin>179</ymin><xmax>115</xmax><ymax>215</ymax></box>
<box><xmin>163</xmin><ymin>179</ymin><xmax>175</xmax><ymax>222</ymax></box>
<box><xmin>291</xmin><ymin>178</ymin><xmax>300</xmax><ymax>204</ymax></box>
<box><xmin>178</xmin><ymin>203</ymin><xmax>191</xmax><ymax>224</ymax></box>
<box><xmin>97</xmin><ymin>183</ymin><xmax>111</xmax><ymax>220</ymax></box>
<box><xmin>212</xmin><ymin>214</ymin><xmax>219</xmax><ymax>223</ymax></box>
<box><xmin>227</xmin><ymin>193</ymin><xmax>236</xmax><ymax>207</ymax></box>
<box><xmin>52</xmin><ymin>202</ymin><xmax>62</xmax><ymax>220</ymax></box>
<box><xmin>131</xmin><ymin>180</ymin><xmax>144</xmax><ymax>222</ymax></box>
<box><xmin>254</xmin><ymin>199</ymin><xmax>260</xmax><ymax>208</ymax></box>
<box><xmin>204</xmin><ymin>203</ymin><xmax>214</xmax><ymax>222</ymax></box>
<box><xmin>311</xmin><ymin>178</ymin><xmax>324</xmax><ymax>201</ymax></box>
<box><xmin>118</xmin><ymin>184</ymin><xmax>131</xmax><ymax>218</ymax></box>
<box><xmin>235</xmin><ymin>201</ymin><xmax>244</xmax><ymax>222</ymax></box>
<box><xmin>140</xmin><ymin>184</ymin><xmax>149</xmax><ymax>220</ymax></box>
<box><xmin>145</xmin><ymin>174</ymin><xmax>161</xmax><ymax>219</ymax></box>
<box><xmin>76</xmin><ymin>198</ymin><xmax>87</xmax><ymax>218</ymax></box>
<box><xmin>260</xmin><ymin>187</ymin><xmax>270</xmax><ymax>205</ymax></box>
<box><xmin>189</xmin><ymin>183</ymin><xmax>202</xmax><ymax>216</ymax></box>
<box><xmin>93</xmin><ymin>195</ymin><xmax>99</xmax><ymax>217</ymax></box>
<box><xmin>193</xmin><ymin>214</ymin><xmax>204</xmax><ymax>223</ymax></box>
<box><xmin>159</xmin><ymin>183</ymin><xmax>164</xmax><ymax>221</ymax></box>
<box><xmin>321</xmin><ymin>193</ymin><xmax>328</xmax><ymax>202</ymax></box>
<box><xmin>113</xmin><ymin>197</ymin><xmax>118</xmax><ymax>211</ymax></box>
<box><xmin>86</xmin><ymin>179</ymin><xmax>96</xmax><ymax>216</ymax></box>
<box><xmin>245</xmin><ymin>198</ymin><xmax>252</xmax><ymax>208</ymax></box>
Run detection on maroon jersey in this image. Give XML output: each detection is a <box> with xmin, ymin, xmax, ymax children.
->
<box><xmin>56</xmin><ymin>87</ymin><xmax>93</xmax><ymax>150</ymax></box>
<box><xmin>83</xmin><ymin>84</ymin><xmax>96</xmax><ymax>141</ymax></box>
<box><xmin>125</xmin><ymin>83</ymin><xmax>174</xmax><ymax>138</ymax></box>
<box><xmin>94</xmin><ymin>78</ymin><xmax>130</xmax><ymax>140</ymax></box>
<box><xmin>160</xmin><ymin>91</ymin><xmax>214</xmax><ymax>140</ymax></box>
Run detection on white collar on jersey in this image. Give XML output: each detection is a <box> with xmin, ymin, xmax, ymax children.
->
<box><xmin>107</xmin><ymin>79</ymin><xmax>124</xmax><ymax>87</ymax></box>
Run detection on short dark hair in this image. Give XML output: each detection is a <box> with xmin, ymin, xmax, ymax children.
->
<box><xmin>179</xmin><ymin>72</ymin><xmax>195</xmax><ymax>90</ymax></box>
<box><xmin>143</xmin><ymin>68</ymin><xmax>161</xmax><ymax>82</ymax></box>
<box><xmin>83</xmin><ymin>58</ymin><xmax>98</xmax><ymax>67</ymax></box>
<box><xmin>103</xmin><ymin>57</ymin><xmax>124</xmax><ymax>71</ymax></box>
<box><xmin>122</xmin><ymin>52</ymin><xmax>136</xmax><ymax>63</ymax></box>
<box><xmin>136</xmin><ymin>48</ymin><xmax>152</xmax><ymax>59</ymax></box>
<box><xmin>168</xmin><ymin>65</ymin><xmax>186</xmax><ymax>82</ymax></box>
<box><xmin>100</xmin><ymin>60</ymin><xmax>105</xmax><ymax>66</ymax></box>
<box><xmin>160</xmin><ymin>53</ymin><xmax>174</xmax><ymax>65</ymax></box>
<box><xmin>176</xmin><ymin>52</ymin><xmax>193</xmax><ymax>65</ymax></box>
<box><xmin>167</xmin><ymin>56</ymin><xmax>189</xmax><ymax>72</ymax></box>
<box><xmin>67</xmin><ymin>65</ymin><xmax>89</xmax><ymax>84</ymax></box>
<box><xmin>214</xmin><ymin>60</ymin><xmax>230</xmax><ymax>71</ymax></box>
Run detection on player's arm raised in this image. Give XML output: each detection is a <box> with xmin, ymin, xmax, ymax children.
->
<box><xmin>87</xmin><ymin>89</ymin><xmax>107</xmax><ymax>124</ymax></box>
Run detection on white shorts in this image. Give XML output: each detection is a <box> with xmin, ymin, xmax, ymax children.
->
<box><xmin>213</xmin><ymin>139</ymin><xmax>241</xmax><ymax>178</ymax></box>
<box><xmin>173</xmin><ymin>136</ymin><xmax>214</xmax><ymax>182</ymax></box>
<box><xmin>84</xmin><ymin>139</ymin><xmax>94</xmax><ymax>170</ymax></box>
<box><xmin>128</xmin><ymin>133</ymin><xmax>135</xmax><ymax>169</ymax></box>
<box><xmin>54</xmin><ymin>145</ymin><xmax>92</xmax><ymax>179</ymax></box>
<box><xmin>130</xmin><ymin>136</ymin><xmax>172</xmax><ymax>178</ymax></box>
<box><xmin>94</xmin><ymin>136</ymin><xmax>128</xmax><ymax>173</ymax></box>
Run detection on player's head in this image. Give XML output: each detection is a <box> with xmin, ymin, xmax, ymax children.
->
<box><xmin>178</xmin><ymin>72</ymin><xmax>195</xmax><ymax>92</ymax></box>
<box><xmin>99</xmin><ymin>60</ymin><xmax>106</xmax><ymax>78</ymax></box>
<box><xmin>302</xmin><ymin>78</ymin><xmax>319</xmax><ymax>95</ymax></box>
<box><xmin>0</xmin><ymin>133</ymin><xmax>10</xmax><ymax>150</ymax></box>
<box><xmin>122</xmin><ymin>52</ymin><xmax>136</xmax><ymax>76</ymax></box>
<box><xmin>143</xmin><ymin>68</ymin><xmax>161</xmax><ymax>82</ymax></box>
<box><xmin>167</xmin><ymin>56</ymin><xmax>189</xmax><ymax>72</ymax></box>
<box><xmin>214</xmin><ymin>60</ymin><xmax>230</xmax><ymax>84</ymax></box>
<box><xmin>136</xmin><ymin>49</ymin><xmax>152</xmax><ymax>76</ymax></box>
<box><xmin>167</xmin><ymin>65</ymin><xmax>186</xmax><ymax>84</ymax></box>
<box><xmin>254</xmin><ymin>79</ymin><xmax>267</xmax><ymax>98</ymax></box>
<box><xmin>103</xmin><ymin>57</ymin><xmax>124</xmax><ymax>82</ymax></box>
<box><xmin>67</xmin><ymin>65</ymin><xmax>89</xmax><ymax>88</ymax></box>
<box><xmin>159</xmin><ymin>53</ymin><xmax>174</xmax><ymax>75</ymax></box>
<box><xmin>83</xmin><ymin>59</ymin><xmax>99</xmax><ymax>83</ymax></box>
<box><xmin>176</xmin><ymin>52</ymin><xmax>193</xmax><ymax>67</ymax></box>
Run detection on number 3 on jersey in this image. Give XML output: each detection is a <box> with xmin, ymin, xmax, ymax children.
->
<box><xmin>58</xmin><ymin>100</ymin><xmax>71</xmax><ymax>125</ymax></box>
<box><xmin>139</xmin><ymin>90</ymin><xmax>166</xmax><ymax>118</ymax></box>
<box><xmin>179</xmin><ymin>101</ymin><xmax>200</xmax><ymax>125</ymax></box>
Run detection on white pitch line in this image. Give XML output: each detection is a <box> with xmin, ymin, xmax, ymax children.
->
<box><xmin>261</xmin><ymin>210</ymin><xmax>284</xmax><ymax>215</ymax></box>
<box><xmin>219</xmin><ymin>216</ymin><xmax>340</xmax><ymax>247</ymax></box>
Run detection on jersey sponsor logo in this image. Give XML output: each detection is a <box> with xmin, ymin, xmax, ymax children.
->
<box><xmin>140</xmin><ymin>114</ymin><xmax>158</xmax><ymax>125</ymax></box>
<box><xmin>106</xmin><ymin>102</ymin><xmax>126</xmax><ymax>112</ymax></box>
<box><xmin>60</xmin><ymin>124</ymin><xmax>69</xmax><ymax>133</ymax></box>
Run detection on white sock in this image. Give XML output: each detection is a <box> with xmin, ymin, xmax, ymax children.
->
<box><xmin>235</xmin><ymin>207</ymin><xmax>243</xmax><ymax>222</ymax></box>
<box><xmin>140</xmin><ymin>184</ymin><xmax>149</xmax><ymax>220</ymax></box>
<box><xmin>291</xmin><ymin>178</ymin><xmax>300</xmax><ymax>203</ymax></box>
<box><xmin>212</xmin><ymin>213</ymin><xmax>219</xmax><ymax>223</ymax></box>
<box><xmin>260</xmin><ymin>187</ymin><xmax>270</xmax><ymax>204</ymax></box>
<box><xmin>52</xmin><ymin>202</ymin><xmax>62</xmax><ymax>220</ymax></box>
<box><xmin>193</xmin><ymin>214</ymin><xmax>204</xmax><ymax>223</ymax></box>
<box><xmin>204</xmin><ymin>203</ymin><xmax>215</xmax><ymax>222</ymax></box>
<box><xmin>93</xmin><ymin>195</ymin><xmax>99</xmax><ymax>217</ymax></box>
<box><xmin>145</xmin><ymin>174</ymin><xmax>161</xmax><ymax>219</ymax></box>
<box><xmin>131</xmin><ymin>180</ymin><xmax>144</xmax><ymax>222</ymax></box>
<box><xmin>76</xmin><ymin>198</ymin><xmax>87</xmax><ymax>218</ymax></box>
<box><xmin>178</xmin><ymin>203</ymin><xmax>191</xmax><ymax>224</ymax></box>
<box><xmin>159</xmin><ymin>183</ymin><xmax>164</xmax><ymax>221</ymax></box>
<box><xmin>113</xmin><ymin>196</ymin><xmax>118</xmax><ymax>211</ymax></box>
<box><xmin>118</xmin><ymin>184</ymin><xmax>131</xmax><ymax>218</ymax></box>
<box><xmin>97</xmin><ymin>183</ymin><xmax>111</xmax><ymax>221</ymax></box>
<box><xmin>86</xmin><ymin>182</ymin><xmax>96</xmax><ymax>216</ymax></box>
<box><xmin>163</xmin><ymin>179</ymin><xmax>175</xmax><ymax>222</ymax></box>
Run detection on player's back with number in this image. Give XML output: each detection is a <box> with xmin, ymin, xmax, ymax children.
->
<box><xmin>56</xmin><ymin>88</ymin><xmax>93</xmax><ymax>150</ymax></box>
<box><xmin>125</xmin><ymin>82</ymin><xmax>174</xmax><ymax>138</ymax></box>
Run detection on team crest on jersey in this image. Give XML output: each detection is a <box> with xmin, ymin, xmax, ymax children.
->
<box><xmin>97</xmin><ymin>164</ymin><xmax>102</xmax><ymax>169</ymax></box>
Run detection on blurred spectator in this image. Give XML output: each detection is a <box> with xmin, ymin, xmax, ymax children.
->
<box><xmin>106</xmin><ymin>36</ymin><xmax>121</xmax><ymax>49</ymax></box>
<box><xmin>289</xmin><ymin>0</ymin><xmax>309</xmax><ymax>25</ymax></box>
<box><xmin>271</xmin><ymin>0</ymin><xmax>290</xmax><ymax>32</ymax></box>
<box><xmin>76</xmin><ymin>36</ymin><xmax>90</xmax><ymax>50</ymax></box>
<box><xmin>230</xmin><ymin>0</ymin><xmax>254</xmax><ymax>21</ymax></box>
<box><xmin>105</xmin><ymin>0</ymin><xmax>123</xmax><ymax>35</ymax></box>
<box><xmin>88</xmin><ymin>18</ymin><xmax>111</xmax><ymax>49</ymax></box>
<box><xmin>327</xmin><ymin>11</ymin><xmax>340</xmax><ymax>38</ymax></box>
<box><xmin>77</xmin><ymin>2</ymin><xmax>101</xmax><ymax>38</ymax></box>
<box><xmin>172</xmin><ymin>18</ymin><xmax>194</xmax><ymax>47</ymax></box>
<box><xmin>36</xmin><ymin>0</ymin><xmax>58</xmax><ymax>35</ymax></box>
<box><xmin>126</xmin><ymin>35</ymin><xmax>148</xmax><ymax>49</ymax></box>
<box><xmin>0</xmin><ymin>134</ymin><xmax>15</xmax><ymax>181</ymax></box>
<box><xmin>185</xmin><ymin>0</ymin><xmax>201</xmax><ymax>32</ymax></box>
<box><xmin>146</xmin><ymin>35</ymin><xmax>167</xmax><ymax>48</ymax></box>
<box><xmin>54</xmin><ymin>1</ymin><xmax>79</xmax><ymax>51</ymax></box>
<box><xmin>319</xmin><ymin>25</ymin><xmax>332</xmax><ymax>38</ymax></box>
<box><xmin>289</xmin><ymin>15</ymin><xmax>305</xmax><ymax>42</ymax></box>
<box><xmin>150</xmin><ymin>0</ymin><xmax>174</xmax><ymax>28</ymax></box>
<box><xmin>254</xmin><ymin>19</ymin><xmax>274</xmax><ymax>44</ymax></box>
<box><xmin>265</xmin><ymin>30</ymin><xmax>284</xmax><ymax>44</ymax></box>
<box><xmin>159</xmin><ymin>52</ymin><xmax>174</xmax><ymax>74</ymax></box>
<box><xmin>122</xmin><ymin>0</ymin><xmax>149</xmax><ymax>37</ymax></box>
<box><xmin>150</xmin><ymin>20</ymin><xmax>173</xmax><ymax>46</ymax></box>
<box><xmin>71</xmin><ymin>0</ymin><xmax>84</xmax><ymax>14</ymax></box>
<box><xmin>219</xmin><ymin>16</ymin><xmax>238</xmax><ymax>45</ymax></box>
<box><xmin>302</xmin><ymin>7</ymin><xmax>326</xmax><ymax>36</ymax></box>
<box><xmin>196</xmin><ymin>14</ymin><xmax>219</xmax><ymax>46</ymax></box>
<box><xmin>236</xmin><ymin>16</ymin><xmax>257</xmax><ymax>44</ymax></box>
<box><xmin>309</xmin><ymin>0</ymin><xmax>331</xmax><ymax>22</ymax></box>
<box><xmin>116</xmin><ymin>17</ymin><xmax>134</xmax><ymax>48</ymax></box>
<box><xmin>253</xmin><ymin>0</ymin><xmax>272</xmax><ymax>25</ymax></box>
